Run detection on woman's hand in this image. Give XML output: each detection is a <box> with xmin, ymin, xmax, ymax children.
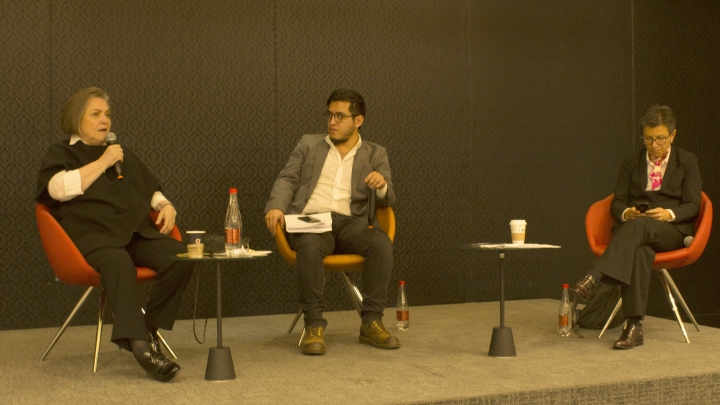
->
<box><xmin>98</xmin><ymin>144</ymin><xmax>123</xmax><ymax>171</ymax></box>
<box><xmin>155</xmin><ymin>202</ymin><xmax>177</xmax><ymax>234</ymax></box>
<box><xmin>646</xmin><ymin>207</ymin><xmax>672</xmax><ymax>222</ymax></box>
<box><xmin>623</xmin><ymin>207</ymin><xmax>646</xmax><ymax>221</ymax></box>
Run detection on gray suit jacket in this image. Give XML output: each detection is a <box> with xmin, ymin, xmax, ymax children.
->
<box><xmin>265</xmin><ymin>134</ymin><xmax>395</xmax><ymax>222</ymax></box>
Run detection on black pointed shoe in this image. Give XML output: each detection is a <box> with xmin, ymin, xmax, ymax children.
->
<box><xmin>613</xmin><ymin>323</ymin><xmax>643</xmax><ymax>350</ymax></box>
<box><xmin>573</xmin><ymin>275</ymin><xmax>596</xmax><ymax>301</ymax></box>
<box><xmin>137</xmin><ymin>350</ymin><xmax>181</xmax><ymax>382</ymax></box>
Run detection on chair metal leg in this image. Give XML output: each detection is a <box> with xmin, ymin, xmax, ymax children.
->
<box><xmin>139</xmin><ymin>307</ymin><xmax>177</xmax><ymax>359</ymax></box>
<box><xmin>93</xmin><ymin>291</ymin><xmax>106</xmax><ymax>372</ymax></box>
<box><xmin>599</xmin><ymin>295</ymin><xmax>623</xmax><ymax>338</ymax></box>
<box><xmin>41</xmin><ymin>286</ymin><xmax>95</xmax><ymax>362</ymax></box>
<box><xmin>288</xmin><ymin>307</ymin><xmax>303</xmax><ymax>335</ymax></box>
<box><xmin>657</xmin><ymin>269</ymin><xmax>690</xmax><ymax>343</ymax></box>
<box><xmin>340</xmin><ymin>271</ymin><xmax>363</xmax><ymax>316</ymax></box>
<box><xmin>287</xmin><ymin>307</ymin><xmax>304</xmax><ymax>346</ymax></box>
<box><xmin>156</xmin><ymin>332</ymin><xmax>177</xmax><ymax>360</ymax></box>
<box><xmin>297</xmin><ymin>327</ymin><xmax>306</xmax><ymax>347</ymax></box>
<box><xmin>658</xmin><ymin>268</ymin><xmax>700</xmax><ymax>332</ymax></box>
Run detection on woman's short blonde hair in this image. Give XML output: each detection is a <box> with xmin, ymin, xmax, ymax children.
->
<box><xmin>60</xmin><ymin>87</ymin><xmax>109</xmax><ymax>136</ymax></box>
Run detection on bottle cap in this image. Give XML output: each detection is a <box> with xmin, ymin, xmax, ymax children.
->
<box><xmin>562</xmin><ymin>283</ymin><xmax>569</xmax><ymax>289</ymax></box>
<box><xmin>229</xmin><ymin>188</ymin><xmax>238</xmax><ymax>194</ymax></box>
<box><xmin>399</xmin><ymin>280</ymin><xmax>405</xmax><ymax>285</ymax></box>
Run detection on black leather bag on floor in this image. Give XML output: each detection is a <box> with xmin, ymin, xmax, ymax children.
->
<box><xmin>575</xmin><ymin>282</ymin><xmax>625</xmax><ymax>330</ymax></box>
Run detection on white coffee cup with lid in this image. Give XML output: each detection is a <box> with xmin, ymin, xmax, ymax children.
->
<box><xmin>509</xmin><ymin>220</ymin><xmax>527</xmax><ymax>245</ymax></box>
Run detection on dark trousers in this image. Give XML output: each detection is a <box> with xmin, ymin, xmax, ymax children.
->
<box><xmin>589</xmin><ymin>218</ymin><xmax>685</xmax><ymax>318</ymax></box>
<box><xmin>288</xmin><ymin>213</ymin><xmax>393</xmax><ymax>328</ymax></box>
<box><xmin>85</xmin><ymin>233</ymin><xmax>194</xmax><ymax>350</ymax></box>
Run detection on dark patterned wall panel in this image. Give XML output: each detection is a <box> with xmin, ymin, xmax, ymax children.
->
<box><xmin>3</xmin><ymin>1</ymin><xmax>718</xmax><ymax>331</ymax></box>
<box><xmin>273</xmin><ymin>1</ymin><xmax>473</xmax><ymax>310</ymax></box>
<box><xmin>0</xmin><ymin>0</ymin><xmax>53</xmax><ymax>330</ymax></box>
<box><xmin>468</xmin><ymin>1</ymin><xmax>633</xmax><ymax>300</ymax></box>
<box><xmin>633</xmin><ymin>0</ymin><xmax>720</xmax><ymax>322</ymax></box>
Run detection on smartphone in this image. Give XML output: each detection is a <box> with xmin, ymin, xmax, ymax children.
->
<box><xmin>298</xmin><ymin>216</ymin><xmax>321</xmax><ymax>223</ymax></box>
<box><xmin>636</xmin><ymin>202</ymin><xmax>650</xmax><ymax>213</ymax></box>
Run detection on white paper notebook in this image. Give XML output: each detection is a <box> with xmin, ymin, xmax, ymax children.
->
<box><xmin>285</xmin><ymin>212</ymin><xmax>332</xmax><ymax>233</ymax></box>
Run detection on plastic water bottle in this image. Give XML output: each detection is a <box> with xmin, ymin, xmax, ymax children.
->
<box><xmin>224</xmin><ymin>188</ymin><xmax>242</xmax><ymax>255</ymax></box>
<box><xmin>558</xmin><ymin>283</ymin><xmax>571</xmax><ymax>337</ymax></box>
<box><xmin>396</xmin><ymin>281</ymin><xmax>409</xmax><ymax>331</ymax></box>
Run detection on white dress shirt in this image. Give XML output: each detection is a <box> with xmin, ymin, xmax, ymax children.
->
<box><xmin>47</xmin><ymin>135</ymin><xmax>167</xmax><ymax>210</ymax></box>
<box><xmin>302</xmin><ymin>134</ymin><xmax>387</xmax><ymax>216</ymax></box>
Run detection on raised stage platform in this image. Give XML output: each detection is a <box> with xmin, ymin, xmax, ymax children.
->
<box><xmin>3</xmin><ymin>299</ymin><xmax>720</xmax><ymax>404</ymax></box>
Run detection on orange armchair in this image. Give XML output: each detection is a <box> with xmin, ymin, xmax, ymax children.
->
<box><xmin>274</xmin><ymin>206</ymin><xmax>396</xmax><ymax>343</ymax></box>
<box><xmin>585</xmin><ymin>192</ymin><xmax>713</xmax><ymax>342</ymax></box>
<box><xmin>36</xmin><ymin>203</ymin><xmax>182</xmax><ymax>371</ymax></box>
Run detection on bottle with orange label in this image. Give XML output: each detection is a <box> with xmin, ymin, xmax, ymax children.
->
<box><xmin>396</xmin><ymin>280</ymin><xmax>409</xmax><ymax>331</ymax></box>
<box><xmin>224</xmin><ymin>188</ymin><xmax>242</xmax><ymax>255</ymax></box>
<box><xmin>558</xmin><ymin>283</ymin><xmax>571</xmax><ymax>337</ymax></box>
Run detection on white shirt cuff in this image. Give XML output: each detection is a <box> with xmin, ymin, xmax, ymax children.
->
<box><xmin>667</xmin><ymin>209</ymin><xmax>676</xmax><ymax>222</ymax></box>
<box><xmin>47</xmin><ymin>170</ymin><xmax>83</xmax><ymax>201</ymax></box>
<box><xmin>151</xmin><ymin>191</ymin><xmax>169</xmax><ymax>211</ymax></box>
<box><xmin>376</xmin><ymin>184</ymin><xmax>388</xmax><ymax>199</ymax></box>
<box><xmin>621</xmin><ymin>208</ymin><xmax>630</xmax><ymax>222</ymax></box>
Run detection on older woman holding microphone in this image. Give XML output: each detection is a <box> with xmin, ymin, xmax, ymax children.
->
<box><xmin>36</xmin><ymin>87</ymin><xmax>193</xmax><ymax>381</ymax></box>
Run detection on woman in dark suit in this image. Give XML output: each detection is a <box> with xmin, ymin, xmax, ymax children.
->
<box><xmin>36</xmin><ymin>87</ymin><xmax>193</xmax><ymax>381</ymax></box>
<box><xmin>574</xmin><ymin>105</ymin><xmax>702</xmax><ymax>350</ymax></box>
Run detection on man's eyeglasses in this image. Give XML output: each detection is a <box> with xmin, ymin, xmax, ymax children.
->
<box><xmin>641</xmin><ymin>135</ymin><xmax>671</xmax><ymax>145</ymax></box>
<box><xmin>324</xmin><ymin>111</ymin><xmax>356</xmax><ymax>122</ymax></box>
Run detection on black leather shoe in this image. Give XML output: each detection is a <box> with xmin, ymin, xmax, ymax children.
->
<box><xmin>613</xmin><ymin>323</ymin><xmax>643</xmax><ymax>350</ymax></box>
<box><xmin>148</xmin><ymin>332</ymin><xmax>163</xmax><ymax>356</ymax></box>
<box><xmin>573</xmin><ymin>275</ymin><xmax>596</xmax><ymax>301</ymax></box>
<box><xmin>137</xmin><ymin>350</ymin><xmax>181</xmax><ymax>382</ymax></box>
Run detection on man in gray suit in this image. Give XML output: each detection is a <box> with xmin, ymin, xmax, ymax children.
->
<box><xmin>264</xmin><ymin>89</ymin><xmax>399</xmax><ymax>355</ymax></box>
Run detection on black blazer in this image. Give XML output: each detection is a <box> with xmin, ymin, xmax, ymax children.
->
<box><xmin>610</xmin><ymin>145</ymin><xmax>702</xmax><ymax>236</ymax></box>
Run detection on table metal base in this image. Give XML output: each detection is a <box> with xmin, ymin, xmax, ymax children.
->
<box><xmin>205</xmin><ymin>347</ymin><xmax>236</xmax><ymax>381</ymax></box>
<box><xmin>206</xmin><ymin>261</ymin><xmax>235</xmax><ymax>381</ymax></box>
<box><xmin>488</xmin><ymin>326</ymin><xmax>516</xmax><ymax>357</ymax></box>
<box><xmin>487</xmin><ymin>252</ymin><xmax>517</xmax><ymax>357</ymax></box>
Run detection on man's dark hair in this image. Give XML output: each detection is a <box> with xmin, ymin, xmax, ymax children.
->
<box><xmin>640</xmin><ymin>105</ymin><xmax>676</xmax><ymax>133</ymax></box>
<box><xmin>327</xmin><ymin>89</ymin><xmax>366</xmax><ymax>118</ymax></box>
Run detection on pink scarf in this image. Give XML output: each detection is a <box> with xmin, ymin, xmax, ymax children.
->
<box><xmin>649</xmin><ymin>151</ymin><xmax>669</xmax><ymax>190</ymax></box>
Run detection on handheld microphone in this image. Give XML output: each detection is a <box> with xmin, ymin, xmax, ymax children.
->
<box><xmin>104</xmin><ymin>132</ymin><xmax>123</xmax><ymax>179</ymax></box>
<box><xmin>368</xmin><ymin>188</ymin><xmax>376</xmax><ymax>228</ymax></box>
<box><xmin>684</xmin><ymin>236</ymin><xmax>694</xmax><ymax>247</ymax></box>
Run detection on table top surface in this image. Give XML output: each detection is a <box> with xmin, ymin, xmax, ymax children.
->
<box><xmin>172</xmin><ymin>251</ymin><xmax>272</xmax><ymax>261</ymax></box>
<box><xmin>460</xmin><ymin>243</ymin><xmax>561</xmax><ymax>250</ymax></box>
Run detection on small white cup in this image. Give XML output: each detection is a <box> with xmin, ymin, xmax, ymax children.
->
<box><xmin>186</xmin><ymin>230</ymin><xmax>206</xmax><ymax>258</ymax></box>
<box><xmin>509</xmin><ymin>220</ymin><xmax>527</xmax><ymax>245</ymax></box>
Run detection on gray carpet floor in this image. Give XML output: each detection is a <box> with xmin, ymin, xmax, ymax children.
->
<box><xmin>3</xmin><ymin>299</ymin><xmax>719</xmax><ymax>405</ymax></box>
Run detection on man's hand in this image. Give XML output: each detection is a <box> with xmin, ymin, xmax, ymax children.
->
<box><xmin>265</xmin><ymin>209</ymin><xmax>285</xmax><ymax>236</ymax></box>
<box><xmin>155</xmin><ymin>203</ymin><xmax>177</xmax><ymax>234</ymax></box>
<box><xmin>645</xmin><ymin>207</ymin><xmax>672</xmax><ymax>222</ymax></box>
<box><xmin>364</xmin><ymin>171</ymin><xmax>386</xmax><ymax>189</ymax></box>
